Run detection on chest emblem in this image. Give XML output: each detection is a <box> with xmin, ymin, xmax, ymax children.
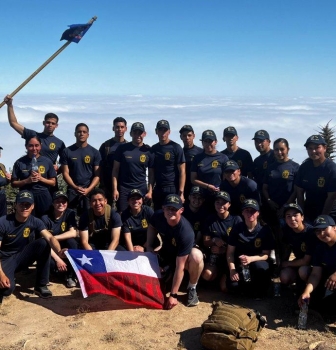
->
<box><xmin>141</xmin><ymin>219</ymin><xmax>148</xmax><ymax>228</ymax></box>
<box><xmin>171</xmin><ymin>238</ymin><xmax>176</xmax><ymax>246</ymax></box>
<box><xmin>61</xmin><ymin>222</ymin><xmax>66</xmax><ymax>232</ymax></box>
<box><xmin>140</xmin><ymin>154</ymin><xmax>146</xmax><ymax>163</ymax></box>
<box><xmin>39</xmin><ymin>165</ymin><xmax>46</xmax><ymax>174</ymax></box>
<box><xmin>318</xmin><ymin>177</ymin><xmax>325</xmax><ymax>187</ymax></box>
<box><xmin>165</xmin><ymin>152</ymin><xmax>171</xmax><ymax>161</ymax></box>
<box><xmin>237</xmin><ymin>160</ymin><xmax>242</xmax><ymax>168</ymax></box>
<box><xmin>84</xmin><ymin>155</ymin><xmax>91</xmax><ymax>164</ymax></box>
<box><xmin>263</xmin><ymin>161</ymin><xmax>268</xmax><ymax>170</ymax></box>
<box><xmin>0</xmin><ymin>170</ymin><xmax>5</xmax><ymax>178</ymax></box>
<box><xmin>240</xmin><ymin>194</ymin><xmax>246</xmax><ymax>203</ymax></box>
<box><xmin>282</xmin><ymin>170</ymin><xmax>289</xmax><ymax>179</ymax></box>
<box><xmin>255</xmin><ymin>238</ymin><xmax>261</xmax><ymax>248</ymax></box>
<box><xmin>227</xmin><ymin>227</ymin><xmax>232</xmax><ymax>235</ymax></box>
<box><xmin>49</xmin><ymin>143</ymin><xmax>56</xmax><ymax>150</ymax></box>
<box><xmin>23</xmin><ymin>228</ymin><xmax>30</xmax><ymax>238</ymax></box>
<box><xmin>212</xmin><ymin>160</ymin><xmax>219</xmax><ymax>169</ymax></box>
<box><xmin>301</xmin><ymin>242</ymin><xmax>306</xmax><ymax>252</ymax></box>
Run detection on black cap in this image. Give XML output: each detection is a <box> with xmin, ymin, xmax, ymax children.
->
<box><xmin>189</xmin><ymin>186</ymin><xmax>205</xmax><ymax>197</ymax></box>
<box><xmin>304</xmin><ymin>135</ymin><xmax>327</xmax><ymax>147</ymax></box>
<box><xmin>215</xmin><ymin>191</ymin><xmax>231</xmax><ymax>202</ymax></box>
<box><xmin>200</xmin><ymin>130</ymin><xmax>217</xmax><ymax>142</ymax></box>
<box><xmin>52</xmin><ymin>191</ymin><xmax>68</xmax><ymax>201</ymax></box>
<box><xmin>252</xmin><ymin>130</ymin><xmax>270</xmax><ymax>141</ymax></box>
<box><xmin>179</xmin><ymin>125</ymin><xmax>194</xmax><ymax>134</ymax></box>
<box><xmin>224</xmin><ymin>160</ymin><xmax>240</xmax><ymax>172</ymax></box>
<box><xmin>283</xmin><ymin>203</ymin><xmax>303</xmax><ymax>216</ymax></box>
<box><xmin>0</xmin><ymin>146</ymin><xmax>3</xmax><ymax>150</ymax></box>
<box><xmin>163</xmin><ymin>194</ymin><xmax>183</xmax><ymax>209</ymax></box>
<box><xmin>313</xmin><ymin>215</ymin><xmax>336</xmax><ymax>229</ymax></box>
<box><xmin>131</xmin><ymin>122</ymin><xmax>145</xmax><ymax>132</ymax></box>
<box><xmin>224</xmin><ymin>126</ymin><xmax>238</xmax><ymax>136</ymax></box>
<box><xmin>16</xmin><ymin>190</ymin><xmax>34</xmax><ymax>204</ymax></box>
<box><xmin>241</xmin><ymin>199</ymin><xmax>260</xmax><ymax>211</ymax></box>
<box><xmin>156</xmin><ymin>120</ymin><xmax>170</xmax><ymax>130</ymax></box>
<box><xmin>127</xmin><ymin>189</ymin><xmax>144</xmax><ymax>199</ymax></box>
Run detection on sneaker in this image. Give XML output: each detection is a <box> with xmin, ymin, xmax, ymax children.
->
<box><xmin>187</xmin><ymin>288</ymin><xmax>199</xmax><ymax>307</ymax></box>
<box><xmin>34</xmin><ymin>286</ymin><xmax>52</xmax><ymax>298</ymax></box>
<box><xmin>66</xmin><ymin>277</ymin><xmax>76</xmax><ymax>288</ymax></box>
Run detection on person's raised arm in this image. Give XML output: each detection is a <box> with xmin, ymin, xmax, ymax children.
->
<box><xmin>4</xmin><ymin>95</ymin><xmax>24</xmax><ymax>135</ymax></box>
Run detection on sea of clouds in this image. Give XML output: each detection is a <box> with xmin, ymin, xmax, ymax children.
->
<box><xmin>0</xmin><ymin>94</ymin><xmax>335</xmax><ymax>170</ymax></box>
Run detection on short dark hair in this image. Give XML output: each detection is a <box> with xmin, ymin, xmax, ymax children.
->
<box><xmin>89</xmin><ymin>188</ymin><xmax>106</xmax><ymax>200</ymax></box>
<box><xmin>113</xmin><ymin>117</ymin><xmax>127</xmax><ymax>126</ymax></box>
<box><xmin>44</xmin><ymin>113</ymin><xmax>59</xmax><ymax>123</ymax></box>
<box><xmin>25</xmin><ymin>135</ymin><xmax>42</xmax><ymax>147</ymax></box>
<box><xmin>75</xmin><ymin>123</ymin><xmax>89</xmax><ymax>132</ymax></box>
<box><xmin>273</xmin><ymin>138</ymin><xmax>289</xmax><ymax>149</ymax></box>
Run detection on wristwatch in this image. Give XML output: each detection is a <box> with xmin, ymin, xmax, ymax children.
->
<box><xmin>170</xmin><ymin>293</ymin><xmax>178</xmax><ymax>299</ymax></box>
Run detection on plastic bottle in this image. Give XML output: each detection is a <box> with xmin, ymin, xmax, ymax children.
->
<box><xmin>298</xmin><ymin>299</ymin><xmax>308</xmax><ymax>329</ymax></box>
<box><xmin>31</xmin><ymin>156</ymin><xmax>39</xmax><ymax>182</ymax></box>
<box><xmin>241</xmin><ymin>264</ymin><xmax>251</xmax><ymax>282</ymax></box>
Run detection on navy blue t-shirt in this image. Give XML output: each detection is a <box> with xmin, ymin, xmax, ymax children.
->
<box><xmin>228</xmin><ymin>221</ymin><xmax>275</xmax><ymax>258</ymax></box>
<box><xmin>184</xmin><ymin>145</ymin><xmax>203</xmax><ymax>195</ymax></box>
<box><xmin>264</xmin><ymin>160</ymin><xmax>299</xmax><ymax>207</ymax></box>
<box><xmin>41</xmin><ymin>208</ymin><xmax>77</xmax><ymax>236</ymax></box>
<box><xmin>295</xmin><ymin>158</ymin><xmax>336</xmax><ymax>221</ymax></box>
<box><xmin>12</xmin><ymin>155</ymin><xmax>57</xmax><ymax>193</ymax></box>
<box><xmin>149</xmin><ymin>210</ymin><xmax>194</xmax><ymax>257</ymax></box>
<box><xmin>115</xmin><ymin>142</ymin><xmax>154</xmax><ymax>189</ymax></box>
<box><xmin>121</xmin><ymin>205</ymin><xmax>154</xmax><ymax>247</ymax></box>
<box><xmin>221</xmin><ymin>148</ymin><xmax>253</xmax><ymax>177</ymax></box>
<box><xmin>191</xmin><ymin>151</ymin><xmax>229</xmax><ymax>188</ymax></box>
<box><xmin>253</xmin><ymin>150</ymin><xmax>276</xmax><ymax>190</ymax></box>
<box><xmin>220</xmin><ymin>176</ymin><xmax>260</xmax><ymax>216</ymax></box>
<box><xmin>151</xmin><ymin>141</ymin><xmax>185</xmax><ymax>188</ymax></box>
<box><xmin>182</xmin><ymin>204</ymin><xmax>208</xmax><ymax>238</ymax></box>
<box><xmin>61</xmin><ymin>144</ymin><xmax>101</xmax><ymax>188</ymax></box>
<box><xmin>312</xmin><ymin>242</ymin><xmax>336</xmax><ymax>277</ymax></box>
<box><xmin>23</xmin><ymin>128</ymin><xmax>65</xmax><ymax>165</ymax></box>
<box><xmin>0</xmin><ymin>214</ymin><xmax>46</xmax><ymax>257</ymax></box>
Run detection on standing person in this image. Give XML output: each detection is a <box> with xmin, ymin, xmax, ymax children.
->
<box><xmin>4</xmin><ymin>95</ymin><xmax>65</xmax><ymax>169</ymax></box>
<box><xmin>221</xmin><ymin>160</ymin><xmax>260</xmax><ymax>216</ymax></box>
<box><xmin>99</xmin><ymin>117</ymin><xmax>127</xmax><ymax>201</ymax></box>
<box><xmin>226</xmin><ymin>199</ymin><xmax>275</xmax><ymax>299</ymax></box>
<box><xmin>11</xmin><ymin>136</ymin><xmax>56</xmax><ymax>218</ymax></box>
<box><xmin>190</xmin><ymin>130</ymin><xmax>228</xmax><ymax>205</ymax></box>
<box><xmin>295</xmin><ymin>135</ymin><xmax>336</xmax><ymax>224</ymax></box>
<box><xmin>179</xmin><ymin>125</ymin><xmax>202</xmax><ymax>198</ymax></box>
<box><xmin>146</xmin><ymin>194</ymin><xmax>204</xmax><ymax>309</ymax></box>
<box><xmin>41</xmin><ymin>191</ymin><xmax>78</xmax><ymax>288</ymax></box>
<box><xmin>112</xmin><ymin>122</ymin><xmax>154</xmax><ymax>212</ymax></box>
<box><xmin>0</xmin><ymin>190</ymin><xmax>65</xmax><ymax>303</ymax></box>
<box><xmin>121</xmin><ymin>189</ymin><xmax>154</xmax><ymax>252</ymax></box>
<box><xmin>221</xmin><ymin>126</ymin><xmax>253</xmax><ymax>178</ymax></box>
<box><xmin>0</xmin><ymin>147</ymin><xmax>11</xmax><ymax>217</ymax></box>
<box><xmin>150</xmin><ymin>120</ymin><xmax>186</xmax><ymax>211</ymax></box>
<box><xmin>61</xmin><ymin>123</ymin><xmax>101</xmax><ymax>215</ymax></box>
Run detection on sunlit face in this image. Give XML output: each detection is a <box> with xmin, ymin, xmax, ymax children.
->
<box><xmin>180</xmin><ymin>131</ymin><xmax>195</xmax><ymax>148</ymax></box>
<box><xmin>53</xmin><ymin>197</ymin><xmax>68</xmax><ymax>213</ymax></box>
<box><xmin>189</xmin><ymin>194</ymin><xmax>205</xmax><ymax>210</ymax></box>
<box><xmin>163</xmin><ymin>206</ymin><xmax>183</xmax><ymax>225</ymax></box>
<box><xmin>90</xmin><ymin>194</ymin><xmax>107</xmax><ymax>216</ymax></box>
<box><xmin>131</xmin><ymin>129</ymin><xmax>146</xmax><ymax>145</ymax></box>
<box><xmin>128</xmin><ymin>195</ymin><xmax>143</xmax><ymax>211</ymax></box>
<box><xmin>43</xmin><ymin>118</ymin><xmax>58</xmax><ymax>134</ymax></box>
<box><xmin>113</xmin><ymin>122</ymin><xmax>127</xmax><ymax>138</ymax></box>
<box><xmin>26</xmin><ymin>137</ymin><xmax>41</xmax><ymax>157</ymax></box>
<box><xmin>214</xmin><ymin>199</ymin><xmax>231</xmax><ymax>214</ymax></box>
<box><xmin>156</xmin><ymin>127</ymin><xmax>170</xmax><ymax>143</ymax></box>
<box><xmin>254</xmin><ymin>138</ymin><xmax>271</xmax><ymax>154</ymax></box>
<box><xmin>306</xmin><ymin>144</ymin><xmax>326</xmax><ymax>161</ymax></box>
<box><xmin>285</xmin><ymin>209</ymin><xmax>304</xmax><ymax>230</ymax></box>
<box><xmin>75</xmin><ymin>126</ymin><xmax>89</xmax><ymax>143</ymax></box>
<box><xmin>15</xmin><ymin>201</ymin><xmax>34</xmax><ymax>220</ymax></box>
<box><xmin>274</xmin><ymin>141</ymin><xmax>289</xmax><ymax>162</ymax></box>
<box><xmin>315</xmin><ymin>226</ymin><xmax>336</xmax><ymax>245</ymax></box>
<box><xmin>224</xmin><ymin>134</ymin><xmax>238</xmax><ymax>147</ymax></box>
<box><xmin>242</xmin><ymin>207</ymin><xmax>259</xmax><ymax>223</ymax></box>
<box><xmin>224</xmin><ymin>169</ymin><xmax>240</xmax><ymax>183</ymax></box>
<box><xmin>202</xmin><ymin>139</ymin><xmax>217</xmax><ymax>153</ymax></box>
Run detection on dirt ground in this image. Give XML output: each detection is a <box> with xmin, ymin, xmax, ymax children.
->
<box><xmin>0</xmin><ymin>268</ymin><xmax>335</xmax><ymax>350</ymax></box>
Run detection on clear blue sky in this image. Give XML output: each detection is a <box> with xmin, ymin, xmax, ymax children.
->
<box><xmin>1</xmin><ymin>0</ymin><xmax>336</xmax><ymax>97</ymax></box>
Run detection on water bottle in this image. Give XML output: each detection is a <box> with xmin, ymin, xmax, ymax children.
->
<box><xmin>324</xmin><ymin>289</ymin><xmax>334</xmax><ymax>298</ymax></box>
<box><xmin>298</xmin><ymin>299</ymin><xmax>308</xmax><ymax>329</ymax></box>
<box><xmin>273</xmin><ymin>277</ymin><xmax>281</xmax><ymax>297</ymax></box>
<box><xmin>31</xmin><ymin>156</ymin><xmax>39</xmax><ymax>182</ymax></box>
<box><xmin>209</xmin><ymin>254</ymin><xmax>219</xmax><ymax>266</ymax></box>
<box><xmin>241</xmin><ymin>264</ymin><xmax>251</xmax><ymax>282</ymax></box>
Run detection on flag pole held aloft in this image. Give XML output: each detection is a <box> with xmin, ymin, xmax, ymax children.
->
<box><xmin>0</xmin><ymin>16</ymin><xmax>97</xmax><ymax>109</ymax></box>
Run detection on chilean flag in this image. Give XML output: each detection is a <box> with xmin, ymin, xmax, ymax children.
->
<box><xmin>65</xmin><ymin>250</ymin><xmax>164</xmax><ymax>309</ymax></box>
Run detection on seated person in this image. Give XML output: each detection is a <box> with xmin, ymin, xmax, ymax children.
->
<box><xmin>299</xmin><ymin>215</ymin><xmax>336</xmax><ymax>315</ymax></box>
<box><xmin>78</xmin><ymin>188</ymin><xmax>123</xmax><ymax>250</ymax></box>
<box><xmin>121</xmin><ymin>189</ymin><xmax>154</xmax><ymax>252</ymax></box>
<box><xmin>226</xmin><ymin>199</ymin><xmax>275</xmax><ymax>299</ymax></box>
<box><xmin>41</xmin><ymin>191</ymin><xmax>78</xmax><ymax>288</ymax></box>
<box><xmin>202</xmin><ymin>191</ymin><xmax>242</xmax><ymax>292</ymax></box>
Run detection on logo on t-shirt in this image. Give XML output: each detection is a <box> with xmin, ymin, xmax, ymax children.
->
<box><xmin>301</xmin><ymin>242</ymin><xmax>306</xmax><ymax>252</ymax></box>
<box><xmin>255</xmin><ymin>238</ymin><xmax>261</xmax><ymax>248</ymax></box>
<box><xmin>61</xmin><ymin>222</ymin><xmax>67</xmax><ymax>232</ymax></box>
<box><xmin>39</xmin><ymin>165</ymin><xmax>46</xmax><ymax>174</ymax></box>
<box><xmin>263</xmin><ymin>161</ymin><xmax>268</xmax><ymax>170</ymax></box>
<box><xmin>282</xmin><ymin>170</ymin><xmax>289</xmax><ymax>179</ymax></box>
<box><xmin>84</xmin><ymin>156</ymin><xmax>91</xmax><ymax>164</ymax></box>
<box><xmin>23</xmin><ymin>227</ymin><xmax>30</xmax><ymax>238</ymax></box>
<box><xmin>212</xmin><ymin>160</ymin><xmax>219</xmax><ymax>168</ymax></box>
<box><xmin>171</xmin><ymin>238</ymin><xmax>176</xmax><ymax>246</ymax></box>
<box><xmin>49</xmin><ymin>143</ymin><xmax>56</xmax><ymax>150</ymax></box>
<box><xmin>237</xmin><ymin>160</ymin><xmax>242</xmax><ymax>168</ymax></box>
<box><xmin>165</xmin><ymin>152</ymin><xmax>171</xmax><ymax>160</ymax></box>
<box><xmin>141</xmin><ymin>219</ymin><xmax>148</xmax><ymax>228</ymax></box>
<box><xmin>140</xmin><ymin>154</ymin><xmax>146</xmax><ymax>163</ymax></box>
<box><xmin>227</xmin><ymin>227</ymin><xmax>232</xmax><ymax>235</ymax></box>
<box><xmin>194</xmin><ymin>222</ymin><xmax>200</xmax><ymax>231</ymax></box>
<box><xmin>318</xmin><ymin>177</ymin><xmax>325</xmax><ymax>187</ymax></box>
<box><xmin>0</xmin><ymin>170</ymin><xmax>5</xmax><ymax>178</ymax></box>
<box><xmin>240</xmin><ymin>194</ymin><xmax>246</xmax><ymax>203</ymax></box>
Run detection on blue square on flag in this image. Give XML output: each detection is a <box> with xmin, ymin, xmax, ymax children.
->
<box><xmin>68</xmin><ymin>249</ymin><xmax>107</xmax><ymax>274</ymax></box>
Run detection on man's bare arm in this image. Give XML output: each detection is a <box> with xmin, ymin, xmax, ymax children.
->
<box><xmin>4</xmin><ymin>95</ymin><xmax>24</xmax><ymax>135</ymax></box>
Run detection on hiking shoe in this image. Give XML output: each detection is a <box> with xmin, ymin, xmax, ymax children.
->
<box><xmin>34</xmin><ymin>286</ymin><xmax>52</xmax><ymax>298</ymax></box>
<box><xmin>187</xmin><ymin>288</ymin><xmax>199</xmax><ymax>307</ymax></box>
<box><xmin>66</xmin><ymin>277</ymin><xmax>76</xmax><ymax>288</ymax></box>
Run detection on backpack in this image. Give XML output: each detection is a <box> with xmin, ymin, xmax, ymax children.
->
<box><xmin>88</xmin><ymin>204</ymin><xmax>111</xmax><ymax>236</ymax></box>
<box><xmin>200</xmin><ymin>301</ymin><xmax>266</xmax><ymax>350</ymax></box>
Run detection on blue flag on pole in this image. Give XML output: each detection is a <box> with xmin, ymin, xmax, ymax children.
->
<box><xmin>60</xmin><ymin>23</ymin><xmax>92</xmax><ymax>43</ymax></box>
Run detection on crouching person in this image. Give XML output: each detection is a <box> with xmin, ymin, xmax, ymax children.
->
<box><xmin>0</xmin><ymin>190</ymin><xmax>65</xmax><ymax>303</ymax></box>
<box><xmin>146</xmin><ymin>194</ymin><xmax>204</xmax><ymax>309</ymax></box>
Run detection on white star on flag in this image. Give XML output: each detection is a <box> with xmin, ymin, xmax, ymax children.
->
<box><xmin>76</xmin><ymin>254</ymin><xmax>93</xmax><ymax>266</ymax></box>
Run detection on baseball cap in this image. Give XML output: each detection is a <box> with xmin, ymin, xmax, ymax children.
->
<box><xmin>241</xmin><ymin>199</ymin><xmax>260</xmax><ymax>211</ymax></box>
<box><xmin>156</xmin><ymin>120</ymin><xmax>170</xmax><ymax>130</ymax></box>
<box><xmin>223</xmin><ymin>126</ymin><xmax>238</xmax><ymax>136</ymax></box>
<box><xmin>163</xmin><ymin>194</ymin><xmax>183</xmax><ymax>210</ymax></box>
<box><xmin>200</xmin><ymin>130</ymin><xmax>217</xmax><ymax>142</ymax></box>
<box><xmin>16</xmin><ymin>190</ymin><xmax>34</xmax><ymax>204</ymax></box>
<box><xmin>304</xmin><ymin>135</ymin><xmax>327</xmax><ymax>147</ymax></box>
<box><xmin>179</xmin><ymin>125</ymin><xmax>194</xmax><ymax>134</ymax></box>
<box><xmin>127</xmin><ymin>189</ymin><xmax>144</xmax><ymax>199</ymax></box>
<box><xmin>313</xmin><ymin>215</ymin><xmax>336</xmax><ymax>229</ymax></box>
<box><xmin>252</xmin><ymin>130</ymin><xmax>270</xmax><ymax>141</ymax></box>
<box><xmin>131</xmin><ymin>122</ymin><xmax>145</xmax><ymax>132</ymax></box>
<box><xmin>215</xmin><ymin>191</ymin><xmax>231</xmax><ymax>202</ymax></box>
<box><xmin>224</xmin><ymin>160</ymin><xmax>240</xmax><ymax>172</ymax></box>
<box><xmin>52</xmin><ymin>191</ymin><xmax>68</xmax><ymax>201</ymax></box>
<box><xmin>0</xmin><ymin>146</ymin><xmax>3</xmax><ymax>150</ymax></box>
<box><xmin>189</xmin><ymin>186</ymin><xmax>205</xmax><ymax>197</ymax></box>
<box><xmin>283</xmin><ymin>203</ymin><xmax>303</xmax><ymax>216</ymax></box>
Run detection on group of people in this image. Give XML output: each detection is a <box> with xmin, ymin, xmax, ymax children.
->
<box><xmin>0</xmin><ymin>94</ymin><xmax>335</xmax><ymax>314</ymax></box>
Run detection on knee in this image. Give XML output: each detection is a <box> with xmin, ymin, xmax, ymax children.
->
<box><xmin>202</xmin><ymin>267</ymin><xmax>216</xmax><ymax>281</ymax></box>
<box><xmin>190</xmin><ymin>248</ymin><xmax>204</xmax><ymax>265</ymax></box>
<box><xmin>280</xmin><ymin>270</ymin><xmax>291</xmax><ymax>285</ymax></box>
<box><xmin>298</xmin><ymin>266</ymin><xmax>311</xmax><ymax>282</ymax></box>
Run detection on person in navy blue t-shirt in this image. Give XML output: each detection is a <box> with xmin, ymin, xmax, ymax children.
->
<box><xmin>0</xmin><ymin>148</ymin><xmax>11</xmax><ymax>218</ymax></box>
<box><xmin>61</xmin><ymin>123</ymin><xmax>101</xmax><ymax>215</ymax></box>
